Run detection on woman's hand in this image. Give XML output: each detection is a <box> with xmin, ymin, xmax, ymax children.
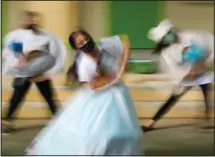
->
<box><xmin>16</xmin><ymin>56</ymin><xmax>27</xmax><ymax>68</ymax></box>
<box><xmin>88</xmin><ymin>74</ymin><xmax>112</xmax><ymax>92</ymax></box>
<box><xmin>183</xmin><ymin>62</ymin><xmax>205</xmax><ymax>81</ymax></box>
<box><xmin>16</xmin><ymin>52</ymin><xmax>31</xmax><ymax>68</ymax></box>
<box><xmin>92</xmin><ymin>35</ymin><xmax>130</xmax><ymax>92</ymax></box>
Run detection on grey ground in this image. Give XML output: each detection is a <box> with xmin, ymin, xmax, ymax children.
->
<box><xmin>1</xmin><ymin>119</ymin><xmax>214</xmax><ymax>156</ymax></box>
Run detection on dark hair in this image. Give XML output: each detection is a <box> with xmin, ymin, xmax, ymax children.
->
<box><xmin>66</xmin><ymin>52</ymin><xmax>80</xmax><ymax>81</ymax></box>
<box><xmin>21</xmin><ymin>10</ymin><xmax>41</xmax><ymax>21</ymax></box>
<box><xmin>67</xmin><ymin>29</ymin><xmax>94</xmax><ymax>82</ymax></box>
<box><xmin>152</xmin><ymin>29</ymin><xmax>179</xmax><ymax>54</ymax></box>
<box><xmin>23</xmin><ymin>10</ymin><xmax>39</xmax><ymax>16</ymax></box>
<box><xmin>69</xmin><ymin>29</ymin><xmax>94</xmax><ymax>50</ymax></box>
<box><xmin>21</xmin><ymin>10</ymin><xmax>42</xmax><ymax>34</ymax></box>
<box><xmin>152</xmin><ymin>42</ymin><xmax>170</xmax><ymax>54</ymax></box>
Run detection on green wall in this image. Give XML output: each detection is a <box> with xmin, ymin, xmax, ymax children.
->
<box><xmin>110</xmin><ymin>1</ymin><xmax>164</xmax><ymax>49</ymax></box>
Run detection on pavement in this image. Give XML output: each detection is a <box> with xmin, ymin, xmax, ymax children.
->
<box><xmin>1</xmin><ymin>119</ymin><xmax>214</xmax><ymax>156</ymax></box>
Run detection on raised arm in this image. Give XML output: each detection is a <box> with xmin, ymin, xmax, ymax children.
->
<box><xmin>117</xmin><ymin>34</ymin><xmax>130</xmax><ymax>80</ymax></box>
<box><xmin>2</xmin><ymin>33</ymin><xmax>21</xmax><ymax>75</ymax></box>
<box><xmin>90</xmin><ymin>35</ymin><xmax>130</xmax><ymax>91</ymax></box>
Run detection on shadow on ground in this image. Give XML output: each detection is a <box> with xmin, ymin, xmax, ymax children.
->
<box><xmin>1</xmin><ymin>119</ymin><xmax>214</xmax><ymax>156</ymax></box>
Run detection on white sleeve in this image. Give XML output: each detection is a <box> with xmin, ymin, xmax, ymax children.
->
<box><xmin>2</xmin><ymin>33</ymin><xmax>19</xmax><ymax>75</ymax></box>
<box><xmin>189</xmin><ymin>31</ymin><xmax>214</xmax><ymax>62</ymax></box>
<box><xmin>77</xmin><ymin>57</ymin><xmax>97</xmax><ymax>82</ymax></box>
<box><xmin>45</xmin><ymin>34</ymin><xmax>67</xmax><ymax>77</ymax></box>
<box><xmin>100</xmin><ymin>35</ymin><xmax>123</xmax><ymax>58</ymax></box>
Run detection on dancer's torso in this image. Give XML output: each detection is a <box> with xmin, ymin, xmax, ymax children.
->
<box><xmin>4</xmin><ymin>29</ymin><xmax>54</xmax><ymax>78</ymax></box>
<box><xmin>77</xmin><ymin>35</ymin><xmax>123</xmax><ymax>82</ymax></box>
<box><xmin>160</xmin><ymin>30</ymin><xmax>214</xmax><ymax>86</ymax></box>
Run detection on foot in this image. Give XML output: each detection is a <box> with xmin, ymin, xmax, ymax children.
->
<box><xmin>141</xmin><ymin>119</ymin><xmax>156</xmax><ymax>132</ymax></box>
<box><xmin>148</xmin><ymin>119</ymin><xmax>155</xmax><ymax>128</ymax></box>
<box><xmin>2</xmin><ymin>120</ymin><xmax>14</xmax><ymax>135</ymax></box>
<box><xmin>141</xmin><ymin>125</ymin><xmax>155</xmax><ymax>132</ymax></box>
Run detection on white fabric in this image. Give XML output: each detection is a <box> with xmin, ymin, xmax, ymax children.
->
<box><xmin>160</xmin><ymin>43</ymin><xmax>192</xmax><ymax>85</ymax></box>
<box><xmin>178</xmin><ymin>30</ymin><xmax>214</xmax><ymax>64</ymax></box>
<box><xmin>181</xmin><ymin>72</ymin><xmax>214</xmax><ymax>87</ymax></box>
<box><xmin>2</xmin><ymin>29</ymin><xmax>66</xmax><ymax>77</ymax></box>
<box><xmin>160</xmin><ymin>30</ymin><xmax>214</xmax><ymax>86</ymax></box>
<box><xmin>44</xmin><ymin>33</ymin><xmax>67</xmax><ymax>77</ymax></box>
<box><xmin>77</xmin><ymin>53</ymin><xmax>97</xmax><ymax>82</ymax></box>
<box><xmin>99</xmin><ymin>35</ymin><xmax>123</xmax><ymax>59</ymax></box>
<box><xmin>148</xmin><ymin>19</ymin><xmax>173</xmax><ymax>43</ymax></box>
<box><xmin>77</xmin><ymin>35</ymin><xmax>124</xmax><ymax>82</ymax></box>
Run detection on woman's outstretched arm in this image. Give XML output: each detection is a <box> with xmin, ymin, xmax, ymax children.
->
<box><xmin>90</xmin><ymin>35</ymin><xmax>130</xmax><ymax>91</ymax></box>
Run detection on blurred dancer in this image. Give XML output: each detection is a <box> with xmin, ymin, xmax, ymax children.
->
<box><xmin>2</xmin><ymin>11</ymin><xmax>67</xmax><ymax>134</ymax></box>
<box><xmin>143</xmin><ymin>19</ymin><xmax>214</xmax><ymax>131</ymax></box>
<box><xmin>25</xmin><ymin>30</ymin><xmax>144</xmax><ymax>155</ymax></box>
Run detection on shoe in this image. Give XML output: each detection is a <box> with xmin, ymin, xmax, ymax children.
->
<box><xmin>200</xmin><ymin>125</ymin><xmax>214</xmax><ymax>132</ymax></box>
<box><xmin>2</xmin><ymin>121</ymin><xmax>14</xmax><ymax>135</ymax></box>
<box><xmin>141</xmin><ymin>126</ymin><xmax>155</xmax><ymax>132</ymax></box>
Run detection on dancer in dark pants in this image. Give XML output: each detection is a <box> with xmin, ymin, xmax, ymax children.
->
<box><xmin>149</xmin><ymin>84</ymin><xmax>211</xmax><ymax>127</ymax></box>
<box><xmin>6</xmin><ymin>79</ymin><xmax>57</xmax><ymax>121</ymax></box>
<box><xmin>142</xmin><ymin>19</ymin><xmax>214</xmax><ymax>131</ymax></box>
<box><xmin>2</xmin><ymin>11</ymin><xmax>66</xmax><ymax>134</ymax></box>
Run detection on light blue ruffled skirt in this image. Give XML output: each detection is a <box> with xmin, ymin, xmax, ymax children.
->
<box><xmin>25</xmin><ymin>83</ymin><xmax>144</xmax><ymax>155</ymax></box>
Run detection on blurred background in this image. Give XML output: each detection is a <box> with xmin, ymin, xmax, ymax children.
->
<box><xmin>1</xmin><ymin>1</ymin><xmax>214</xmax><ymax>156</ymax></box>
<box><xmin>2</xmin><ymin>1</ymin><xmax>214</xmax><ymax>73</ymax></box>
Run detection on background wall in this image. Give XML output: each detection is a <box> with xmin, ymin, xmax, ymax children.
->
<box><xmin>19</xmin><ymin>1</ymin><xmax>79</xmax><ymax>42</ymax></box>
<box><xmin>2</xmin><ymin>1</ymin><xmax>9</xmax><ymax>40</ymax></box>
<box><xmin>1</xmin><ymin>1</ymin><xmax>214</xmax><ymax>72</ymax></box>
<box><xmin>166</xmin><ymin>1</ymin><xmax>214</xmax><ymax>33</ymax></box>
<box><xmin>78</xmin><ymin>1</ymin><xmax>110</xmax><ymax>41</ymax></box>
<box><xmin>110</xmin><ymin>1</ymin><xmax>164</xmax><ymax>49</ymax></box>
<box><xmin>2</xmin><ymin>1</ymin><xmax>214</xmax><ymax>47</ymax></box>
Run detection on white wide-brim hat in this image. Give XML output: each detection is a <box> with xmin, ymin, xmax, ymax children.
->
<box><xmin>148</xmin><ymin>19</ymin><xmax>174</xmax><ymax>43</ymax></box>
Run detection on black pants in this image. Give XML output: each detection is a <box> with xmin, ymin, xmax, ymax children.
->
<box><xmin>152</xmin><ymin>83</ymin><xmax>212</xmax><ymax>121</ymax></box>
<box><xmin>5</xmin><ymin>78</ymin><xmax>58</xmax><ymax>121</ymax></box>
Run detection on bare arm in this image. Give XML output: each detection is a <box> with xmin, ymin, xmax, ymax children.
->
<box><xmin>92</xmin><ymin>35</ymin><xmax>130</xmax><ymax>91</ymax></box>
<box><xmin>88</xmin><ymin>73</ymin><xmax>111</xmax><ymax>89</ymax></box>
<box><xmin>183</xmin><ymin>61</ymin><xmax>205</xmax><ymax>81</ymax></box>
<box><xmin>117</xmin><ymin>34</ymin><xmax>131</xmax><ymax>79</ymax></box>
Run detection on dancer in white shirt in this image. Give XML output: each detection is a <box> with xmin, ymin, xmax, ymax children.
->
<box><xmin>25</xmin><ymin>29</ymin><xmax>144</xmax><ymax>155</ymax></box>
<box><xmin>143</xmin><ymin>19</ymin><xmax>214</xmax><ymax>131</ymax></box>
<box><xmin>2</xmin><ymin>11</ymin><xmax>67</xmax><ymax>134</ymax></box>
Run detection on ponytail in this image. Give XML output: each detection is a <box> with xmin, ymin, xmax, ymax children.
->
<box><xmin>66</xmin><ymin>52</ymin><xmax>80</xmax><ymax>83</ymax></box>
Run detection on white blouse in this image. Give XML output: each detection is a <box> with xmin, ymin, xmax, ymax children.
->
<box><xmin>160</xmin><ymin>30</ymin><xmax>214</xmax><ymax>86</ymax></box>
<box><xmin>2</xmin><ymin>28</ymin><xmax>67</xmax><ymax>77</ymax></box>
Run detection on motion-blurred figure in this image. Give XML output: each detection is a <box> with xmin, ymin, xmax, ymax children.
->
<box><xmin>144</xmin><ymin>19</ymin><xmax>214</xmax><ymax>131</ymax></box>
<box><xmin>25</xmin><ymin>30</ymin><xmax>144</xmax><ymax>155</ymax></box>
<box><xmin>2</xmin><ymin>11</ymin><xmax>67</xmax><ymax>134</ymax></box>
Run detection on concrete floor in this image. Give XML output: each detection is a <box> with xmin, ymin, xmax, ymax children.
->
<box><xmin>1</xmin><ymin>119</ymin><xmax>214</xmax><ymax>156</ymax></box>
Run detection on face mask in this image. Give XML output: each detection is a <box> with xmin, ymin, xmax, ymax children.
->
<box><xmin>162</xmin><ymin>31</ymin><xmax>175</xmax><ymax>44</ymax></box>
<box><xmin>80</xmin><ymin>40</ymin><xmax>95</xmax><ymax>53</ymax></box>
<box><xmin>25</xmin><ymin>24</ymin><xmax>38</xmax><ymax>31</ymax></box>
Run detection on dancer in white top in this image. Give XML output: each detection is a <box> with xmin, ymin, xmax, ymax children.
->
<box><xmin>25</xmin><ymin>29</ymin><xmax>144</xmax><ymax>155</ymax></box>
<box><xmin>143</xmin><ymin>19</ymin><xmax>214</xmax><ymax>131</ymax></box>
<box><xmin>2</xmin><ymin>11</ymin><xmax>67</xmax><ymax>134</ymax></box>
